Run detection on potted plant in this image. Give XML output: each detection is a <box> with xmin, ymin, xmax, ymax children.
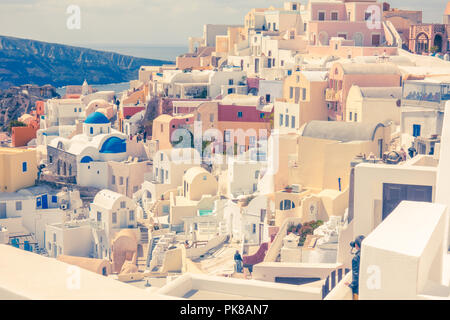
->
<box><xmin>284</xmin><ymin>185</ymin><xmax>293</xmax><ymax>193</ymax></box>
<box><xmin>287</xmin><ymin>224</ymin><xmax>296</xmax><ymax>234</ymax></box>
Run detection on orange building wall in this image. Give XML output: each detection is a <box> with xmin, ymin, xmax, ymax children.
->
<box><xmin>11</xmin><ymin>126</ymin><xmax>38</xmax><ymax>147</ymax></box>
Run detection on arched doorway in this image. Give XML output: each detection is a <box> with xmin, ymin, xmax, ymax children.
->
<box><xmin>353</xmin><ymin>33</ymin><xmax>364</xmax><ymax>47</ymax></box>
<box><xmin>433</xmin><ymin>34</ymin><xmax>443</xmax><ymax>53</ymax></box>
<box><xmin>318</xmin><ymin>32</ymin><xmax>329</xmax><ymax>46</ymax></box>
<box><xmin>415</xmin><ymin>33</ymin><xmax>429</xmax><ymax>54</ymax></box>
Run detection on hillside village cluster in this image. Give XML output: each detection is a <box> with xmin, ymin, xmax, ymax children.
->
<box><xmin>0</xmin><ymin>0</ymin><xmax>450</xmax><ymax>300</ymax></box>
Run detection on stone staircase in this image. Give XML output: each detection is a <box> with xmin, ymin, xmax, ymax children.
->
<box><xmin>137</xmin><ymin>226</ymin><xmax>150</xmax><ymax>270</ymax></box>
<box><xmin>146</xmin><ymin>236</ymin><xmax>160</xmax><ymax>270</ymax></box>
<box><xmin>34</xmin><ymin>242</ymin><xmax>48</xmax><ymax>257</ymax></box>
<box><xmin>147</xmin><ymin>200</ymin><xmax>160</xmax><ymax>218</ymax></box>
<box><xmin>148</xmin><ymin>233</ymin><xmax>177</xmax><ymax>271</ymax></box>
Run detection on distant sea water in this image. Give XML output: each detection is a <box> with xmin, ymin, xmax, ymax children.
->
<box><xmin>56</xmin><ymin>45</ymin><xmax>188</xmax><ymax>96</ymax></box>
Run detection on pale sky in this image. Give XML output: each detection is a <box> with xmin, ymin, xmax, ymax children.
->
<box><xmin>0</xmin><ymin>0</ymin><xmax>446</xmax><ymax>47</ymax></box>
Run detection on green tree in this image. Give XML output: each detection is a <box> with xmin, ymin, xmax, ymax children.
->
<box><xmin>8</xmin><ymin>120</ymin><xmax>26</xmax><ymax>133</ymax></box>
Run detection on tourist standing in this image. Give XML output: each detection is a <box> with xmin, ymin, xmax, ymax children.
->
<box><xmin>234</xmin><ymin>250</ymin><xmax>243</xmax><ymax>273</ymax></box>
<box><xmin>346</xmin><ymin>235</ymin><xmax>365</xmax><ymax>300</ymax></box>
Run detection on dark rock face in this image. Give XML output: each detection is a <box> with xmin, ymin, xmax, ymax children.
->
<box><xmin>0</xmin><ymin>35</ymin><xmax>174</xmax><ymax>90</ymax></box>
<box><xmin>0</xmin><ymin>84</ymin><xmax>59</xmax><ymax>131</ymax></box>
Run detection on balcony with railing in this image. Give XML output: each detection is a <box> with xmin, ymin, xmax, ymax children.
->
<box><xmin>402</xmin><ymin>81</ymin><xmax>450</xmax><ymax>111</ymax></box>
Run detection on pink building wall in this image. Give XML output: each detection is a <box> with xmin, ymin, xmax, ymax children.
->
<box><xmin>307</xmin><ymin>40</ymin><xmax>397</xmax><ymax>58</ymax></box>
<box><xmin>218</xmin><ymin>104</ymin><xmax>272</xmax><ymax>123</ymax></box>
<box><xmin>327</xmin><ymin>63</ymin><xmax>401</xmax><ymax>120</ymax></box>
<box><xmin>309</xmin><ymin>1</ymin><xmax>385</xmax><ymax>47</ymax></box>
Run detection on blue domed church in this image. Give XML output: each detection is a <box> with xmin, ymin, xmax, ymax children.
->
<box><xmin>47</xmin><ymin>112</ymin><xmax>128</xmax><ymax>187</ymax></box>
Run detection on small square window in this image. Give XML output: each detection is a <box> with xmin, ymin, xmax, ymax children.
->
<box><xmin>120</xmin><ymin>201</ymin><xmax>126</xmax><ymax>209</ymax></box>
<box><xmin>52</xmin><ymin>196</ymin><xmax>57</xmax><ymax>203</ymax></box>
<box><xmin>16</xmin><ymin>201</ymin><xmax>22</xmax><ymax>211</ymax></box>
<box><xmin>237</xmin><ymin>111</ymin><xmax>243</xmax><ymax>118</ymax></box>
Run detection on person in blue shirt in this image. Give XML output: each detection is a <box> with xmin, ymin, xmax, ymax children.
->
<box><xmin>346</xmin><ymin>235</ymin><xmax>365</xmax><ymax>300</ymax></box>
<box><xmin>234</xmin><ymin>250</ymin><xmax>243</xmax><ymax>273</ymax></box>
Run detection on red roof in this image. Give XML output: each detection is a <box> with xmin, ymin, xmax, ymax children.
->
<box><xmin>123</xmin><ymin>106</ymin><xmax>145</xmax><ymax>119</ymax></box>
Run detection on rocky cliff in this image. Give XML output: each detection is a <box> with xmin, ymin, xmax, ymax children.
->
<box><xmin>0</xmin><ymin>35</ymin><xmax>174</xmax><ymax>90</ymax></box>
<box><xmin>0</xmin><ymin>84</ymin><xmax>59</xmax><ymax>131</ymax></box>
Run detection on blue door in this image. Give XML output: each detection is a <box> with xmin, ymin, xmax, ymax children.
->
<box><xmin>413</xmin><ymin>124</ymin><xmax>421</xmax><ymax>137</ymax></box>
<box><xmin>41</xmin><ymin>195</ymin><xmax>48</xmax><ymax>209</ymax></box>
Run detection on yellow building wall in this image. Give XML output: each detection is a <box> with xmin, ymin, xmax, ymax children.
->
<box><xmin>282</xmin><ymin>72</ymin><xmax>328</xmax><ymax>127</ymax></box>
<box><xmin>274</xmin><ymin>134</ymin><xmax>299</xmax><ymax>192</ymax></box>
<box><xmin>215</xmin><ymin>36</ymin><xmax>229</xmax><ymax>53</ymax></box>
<box><xmin>186</xmin><ymin>174</ymin><xmax>218</xmax><ymax>201</ymax></box>
<box><xmin>170</xmin><ymin>204</ymin><xmax>197</xmax><ymax>225</ymax></box>
<box><xmin>161</xmin><ymin>247</ymin><xmax>184</xmax><ymax>273</ymax></box>
<box><xmin>290</xmin><ymin>128</ymin><xmax>390</xmax><ymax>191</ymax></box>
<box><xmin>152</xmin><ymin>117</ymin><xmax>172</xmax><ymax>150</ymax></box>
<box><xmin>0</xmin><ymin>148</ymin><xmax>37</xmax><ymax>192</ymax></box>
